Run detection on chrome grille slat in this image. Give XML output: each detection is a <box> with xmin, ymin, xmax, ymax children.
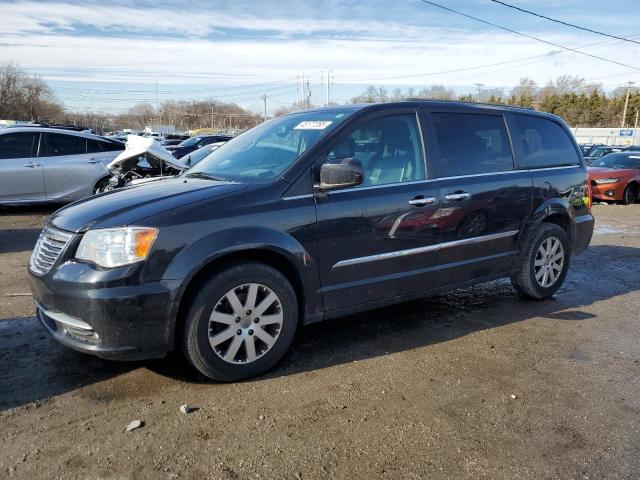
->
<box><xmin>29</xmin><ymin>225</ymin><xmax>74</xmax><ymax>275</ymax></box>
<box><xmin>41</xmin><ymin>244</ymin><xmax>62</xmax><ymax>253</ymax></box>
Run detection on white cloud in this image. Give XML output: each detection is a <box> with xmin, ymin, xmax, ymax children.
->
<box><xmin>0</xmin><ymin>0</ymin><xmax>638</xmax><ymax>112</ymax></box>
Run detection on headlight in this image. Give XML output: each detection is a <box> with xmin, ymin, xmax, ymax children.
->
<box><xmin>593</xmin><ymin>177</ymin><xmax>621</xmax><ymax>184</ymax></box>
<box><xmin>76</xmin><ymin>227</ymin><xmax>158</xmax><ymax>268</ymax></box>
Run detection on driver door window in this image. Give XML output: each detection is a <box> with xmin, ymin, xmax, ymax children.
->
<box><xmin>325</xmin><ymin>113</ymin><xmax>426</xmax><ymax>187</ymax></box>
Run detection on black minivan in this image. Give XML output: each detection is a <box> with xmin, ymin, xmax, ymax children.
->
<box><xmin>29</xmin><ymin>101</ymin><xmax>594</xmax><ymax>381</ymax></box>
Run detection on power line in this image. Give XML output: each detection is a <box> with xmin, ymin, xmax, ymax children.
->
<box><xmin>417</xmin><ymin>0</ymin><xmax>640</xmax><ymax>72</ymax></box>
<box><xmin>487</xmin><ymin>0</ymin><xmax>640</xmax><ymax>46</ymax></box>
<box><xmin>341</xmin><ymin>34</ymin><xmax>638</xmax><ymax>83</ymax></box>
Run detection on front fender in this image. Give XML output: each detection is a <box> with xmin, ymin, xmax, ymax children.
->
<box><xmin>164</xmin><ymin>226</ymin><xmax>321</xmax><ymax>330</ymax></box>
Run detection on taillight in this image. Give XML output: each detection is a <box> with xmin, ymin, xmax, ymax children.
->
<box><xmin>584</xmin><ymin>180</ymin><xmax>592</xmax><ymax>208</ymax></box>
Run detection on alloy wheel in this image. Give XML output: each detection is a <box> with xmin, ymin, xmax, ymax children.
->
<box><xmin>533</xmin><ymin>236</ymin><xmax>564</xmax><ymax>288</ymax></box>
<box><xmin>208</xmin><ymin>283</ymin><xmax>283</xmax><ymax>364</ymax></box>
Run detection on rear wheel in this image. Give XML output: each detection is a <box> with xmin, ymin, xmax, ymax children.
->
<box><xmin>511</xmin><ymin>223</ymin><xmax>571</xmax><ymax>299</ymax></box>
<box><xmin>181</xmin><ymin>262</ymin><xmax>298</xmax><ymax>381</ymax></box>
<box><xmin>623</xmin><ymin>183</ymin><xmax>638</xmax><ymax>205</ymax></box>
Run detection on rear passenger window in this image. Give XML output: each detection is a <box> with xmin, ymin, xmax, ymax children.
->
<box><xmin>86</xmin><ymin>139</ymin><xmax>105</xmax><ymax>153</ymax></box>
<box><xmin>42</xmin><ymin>133</ymin><xmax>86</xmax><ymax>156</ymax></box>
<box><xmin>429</xmin><ymin>113</ymin><xmax>513</xmax><ymax>178</ymax></box>
<box><xmin>0</xmin><ymin>132</ymin><xmax>39</xmax><ymax>159</ymax></box>
<box><xmin>511</xmin><ymin>115</ymin><xmax>579</xmax><ymax>168</ymax></box>
<box><xmin>101</xmin><ymin>141</ymin><xmax>124</xmax><ymax>152</ymax></box>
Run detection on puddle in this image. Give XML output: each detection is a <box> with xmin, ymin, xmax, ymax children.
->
<box><xmin>593</xmin><ymin>225</ymin><xmax>627</xmax><ymax>235</ymax></box>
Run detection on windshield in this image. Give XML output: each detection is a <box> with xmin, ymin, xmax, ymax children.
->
<box><xmin>593</xmin><ymin>153</ymin><xmax>640</xmax><ymax>169</ymax></box>
<box><xmin>179</xmin><ymin>136</ymin><xmax>203</xmax><ymax>147</ymax></box>
<box><xmin>186</xmin><ymin>109</ymin><xmax>353</xmax><ymax>182</ymax></box>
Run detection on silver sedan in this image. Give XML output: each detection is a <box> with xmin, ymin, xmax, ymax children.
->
<box><xmin>0</xmin><ymin>127</ymin><xmax>124</xmax><ymax>205</ymax></box>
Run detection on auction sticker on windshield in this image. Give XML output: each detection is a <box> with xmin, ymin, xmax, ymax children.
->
<box><xmin>294</xmin><ymin>121</ymin><xmax>333</xmax><ymax>130</ymax></box>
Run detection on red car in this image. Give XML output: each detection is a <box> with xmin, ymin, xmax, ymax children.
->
<box><xmin>588</xmin><ymin>152</ymin><xmax>640</xmax><ymax>204</ymax></box>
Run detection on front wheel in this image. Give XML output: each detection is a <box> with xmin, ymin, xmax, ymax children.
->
<box><xmin>181</xmin><ymin>262</ymin><xmax>298</xmax><ymax>381</ymax></box>
<box><xmin>511</xmin><ymin>223</ymin><xmax>571</xmax><ymax>299</ymax></box>
<box><xmin>93</xmin><ymin>177</ymin><xmax>112</xmax><ymax>194</ymax></box>
<box><xmin>623</xmin><ymin>183</ymin><xmax>638</xmax><ymax>205</ymax></box>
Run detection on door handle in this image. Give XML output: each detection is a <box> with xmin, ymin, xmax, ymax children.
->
<box><xmin>86</xmin><ymin>159</ymin><xmax>98</xmax><ymax>164</ymax></box>
<box><xmin>24</xmin><ymin>162</ymin><xmax>40</xmax><ymax>168</ymax></box>
<box><xmin>444</xmin><ymin>192</ymin><xmax>471</xmax><ymax>201</ymax></box>
<box><xmin>408</xmin><ymin>196</ymin><xmax>437</xmax><ymax>206</ymax></box>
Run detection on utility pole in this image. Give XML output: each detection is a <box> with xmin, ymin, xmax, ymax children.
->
<box><xmin>324</xmin><ymin>68</ymin><xmax>333</xmax><ymax>107</ymax></box>
<box><xmin>155</xmin><ymin>82</ymin><xmax>160</xmax><ymax>123</ymax></box>
<box><xmin>635</xmin><ymin>108</ymin><xmax>639</xmax><ymax>129</ymax></box>
<box><xmin>306</xmin><ymin>79</ymin><xmax>311</xmax><ymax>108</ymax></box>
<box><xmin>300</xmin><ymin>71</ymin><xmax>305</xmax><ymax>110</ymax></box>
<box><xmin>474</xmin><ymin>83</ymin><xmax>484</xmax><ymax>102</ymax></box>
<box><xmin>261</xmin><ymin>94</ymin><xmax>268</xmax><ymax>122</ymax></box>
<box><xmin>210</xmin><ymin>104</ymin><xmax>214</xmax><ymax>130</ymax></box>
<box><xmin>621</xmin><ymin>81</ymin><xmax>635</xmax><ymax>128</ymax></box>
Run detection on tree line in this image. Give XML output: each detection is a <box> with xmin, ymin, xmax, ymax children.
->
<box><xmin>348</xmin><ymin>76</ymin><xmax>640</xmax><ymax>128</ymax></box>
<box><xmin>0</xmin><ymin>61</ymin><xmax>64</xmax><ymax>122</ymax></box>
<box><xmin>0</xmin><ymin>62</ymin><xmax>262</xmax><ymax>134</ymax></box>
<box><xmin>2</xmin><ymin>61</ymin><xmax>639</xmax><ymax>132</ymax></box>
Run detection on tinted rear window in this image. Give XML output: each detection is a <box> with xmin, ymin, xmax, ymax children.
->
<box><xmin>511</xmin><ymin>115</ymin><xmax>579</xmax><ymax>168</ymax></box>
<box><xmin>429</xmin><ymin>113</ymin><xmax>514</xmax><ymax>178</ymax></box>
<box><xmin>87</xmin><ymin>139</ymin><xmax>123</xmax><ymax>153</ymax></box>
<box><xmin>43</xmin><ymin>133</ymin><xmax>86</xmax><ymax>156</ymax></box>
<box><xmin>86</xmin><ymin>139</ymin><xmax>105</xmax><ymax>153</ymax></box>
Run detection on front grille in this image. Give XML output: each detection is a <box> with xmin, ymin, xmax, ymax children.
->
<box><xmin>29</xmin><ymin>225</ymin><xmax>74</xmax><ymax>275</ymax></box>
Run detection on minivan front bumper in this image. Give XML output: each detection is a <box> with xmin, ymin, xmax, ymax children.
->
<box><xmin>29</xmin><ymin>266</ymin><xmax>181</xmax><ymax>361</ymax></box>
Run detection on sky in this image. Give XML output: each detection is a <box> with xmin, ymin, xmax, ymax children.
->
<box><xmin>0</xmin><ymin>0</ymin><xmax>639</xmax><ymax>115</ymax></box>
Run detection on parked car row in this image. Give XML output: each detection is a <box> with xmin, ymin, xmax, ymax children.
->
<box><xmin>0</xmin><ymin>126</ymin><xmax>231</xmax><ymax>205</ymax></box>
<box><xmin>165</xmin><ymin>134</ymin><xmax>233</xmax><ymax>158</ymax></box>
<box><xmin>579</xmin><ymin>143</ymin><xmax>640</xmax><ymax>165</ymax></box>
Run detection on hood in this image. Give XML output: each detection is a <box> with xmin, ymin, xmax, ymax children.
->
<box><xmin>50</xmin><ymin>177</ymin><xmax>246</xmax><ymax>233</ymax></box>
<box><xmin>107</xmin><ymin>135</ymin><xmax>187</xmax><ymax>171</ymax></box>
<box><xmin>588</xmin><ymin>167</ymin><xmax>637</xmax><ymax>178</ymax></box>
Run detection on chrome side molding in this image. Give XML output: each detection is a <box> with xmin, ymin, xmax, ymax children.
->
<box><xmin>333</xmin><ymin>230</ymin><xmax>519</xmax><ymax>268</ymax></box>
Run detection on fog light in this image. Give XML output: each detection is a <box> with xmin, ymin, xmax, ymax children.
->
<box><xmin>605</xmin><ymin>190</ymin><xmax>615</xmax><ymax>197</ymax></box>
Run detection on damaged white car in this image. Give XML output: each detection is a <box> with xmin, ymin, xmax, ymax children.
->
<box><xmin>98</xmin><ymin>135</ymin><xmax>188</xmax><ymax>192</ymax></box>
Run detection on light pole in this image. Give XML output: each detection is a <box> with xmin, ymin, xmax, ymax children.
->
<box><xmin>621</xmin><ymin>81</ymin><xmax>635</xmax><ymax>128</ymax></box>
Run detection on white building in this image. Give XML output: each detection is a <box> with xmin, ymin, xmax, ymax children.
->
<box><xmin>571</xmin><ymin>127</ymin><xmax>639</xmax><ymax>147</ymax></box>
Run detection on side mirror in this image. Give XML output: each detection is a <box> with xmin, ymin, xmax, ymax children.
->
<box><xmin>319</xmin><ymin>158</ymin><xmax>364</xmax><ymax>190</ymax></box>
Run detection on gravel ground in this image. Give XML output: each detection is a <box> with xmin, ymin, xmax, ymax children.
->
<box><xmin>0</xmin><ymin>205</ymin><xmax>639</xmax><ymax>480</ymax></box>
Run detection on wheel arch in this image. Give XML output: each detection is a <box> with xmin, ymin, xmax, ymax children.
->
<box><xmin>523</xmin><ymin>198</ymin><xmax>575</xmax><ymax>248</ymax></box>
<box><xmin>624</xmin><ymin>180</ymin><xmax>639</xmax><ymax>202</ymax></box>
<box><xmin>166</xmin><ymin>228</ymin><xmax>319</xmax><ymax>349</ymax></box>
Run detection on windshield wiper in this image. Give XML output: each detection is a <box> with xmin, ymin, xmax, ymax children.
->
<box><xmin>184</xmin><ymin>172</ymin><xmax>227</xmax><ymax>181</ymax></box>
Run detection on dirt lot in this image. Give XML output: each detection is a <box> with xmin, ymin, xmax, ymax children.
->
<box><xmin>1</xmin><ymin>205</ymin><xmax>639</xmax><ymax>480</ymax></box>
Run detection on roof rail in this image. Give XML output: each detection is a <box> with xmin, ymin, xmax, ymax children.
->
<box><xmin>11</xmin><ymin>123</ymin><xmax>95</xmax><ymax>133</ymax></box>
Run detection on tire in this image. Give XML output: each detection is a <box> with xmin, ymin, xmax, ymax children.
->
<box><xmin>510</xmin><ymin>223</ymin><xmax>571</xmax><ymax>300</ymax></box>
<box><xmin>181</xmin><ymin>262</ymin><xmax>298</xmax><ymax>381</ymax></box>
<box><xmin>623</xmin><ymin>183</ymin><xmax>638</xmax><ymax>205</ymax></box>
<box><xmin>93</xmin><ymin>177</ymin><xmax>111</xmax><ymax>195</ymax></box>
